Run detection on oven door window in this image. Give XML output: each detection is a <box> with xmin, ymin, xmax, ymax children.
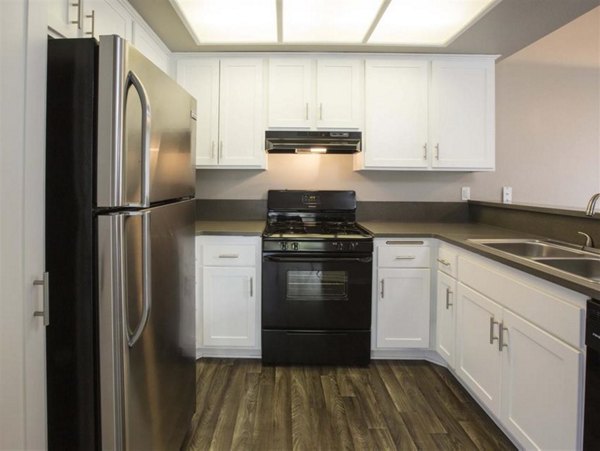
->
<box><xmin>286</xmin><ymin>270</ymin><xmax>348</xmax><ymax>301</ymax></box>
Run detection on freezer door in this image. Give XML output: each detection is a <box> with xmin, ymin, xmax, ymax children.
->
<box><xmin>97</xmin><ymin>35</ymin><xmax>196</xmax><ymax>208</ymax></box>
<box><xmin>98</xmin><ymin>200</ymin><xmax>196</xmax><ymax>450</ymax></box>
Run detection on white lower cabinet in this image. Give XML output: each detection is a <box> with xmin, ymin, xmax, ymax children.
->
<box><xmin>377</xmin><ymin>268</ymin><xmax>430</xmax><ymax>348</ymax></box>
<box><xmin>203</xmin><ymin>266</ymin><xmax>256</xmax><ymax>347</ymax></box>
<box><xmin>500</xmin><ymin>309</ymin><xmax>581</xmax><ymax>450</ymax></box>
<box><xmin>374</xmin><ymin>239</ymin><xmax>431</xmax><ymax>349</ymax></box>
<box><xmin>436</xmin><ymin>270</ymin><xmax>457</xmax><ymax>368</ymax></box>
<box><xmin>456</xmin><ymin>283</ymin><xmax>503</xmax><ymax>413</ymax></box>
<box><xmin>196</xmin><ymin>236</ymin><xmax>261</xmax><ymax>355</ymax></box>
<box><xmin>448</xmin><ymin>251</ymin><xmax>585</xmax><ymax>450</ymax></box>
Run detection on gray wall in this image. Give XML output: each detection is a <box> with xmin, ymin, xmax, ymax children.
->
<box><xmin>196</xmin><ymin>7</ymin><xmax>600</xmax><ymax>209</ymax></box>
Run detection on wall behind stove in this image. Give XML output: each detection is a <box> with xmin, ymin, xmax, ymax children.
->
<box><xmin>195</xmin><ymin>7</ymin><xmax>600</xmax><ymax>209</ymax></box>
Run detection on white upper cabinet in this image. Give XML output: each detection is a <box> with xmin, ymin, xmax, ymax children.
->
<box><xmin>267</xmin><ymin>57</ymin><xmax>362</xmax><ymax>129</ymax></box>
<box><xmin>177</xmin><ymin>57</ymin><xmax>266</xmax><ymax>169</ymax></box>
<box><xmin>358</xmin><ymin>55</ymin><xmax>495</xmax><ymax>171</ymax></box>
<box><xmin>430</xmin><ymin>59</ymin><xmax>495</xmax><ymax>169</ymax></box>
<box><xmin>48</xmin><ymin>0</ymin><xmax>80</xmax><ymax>38</ymax></box>
<box><xmin>219</xmin><ymin>58</ymin><xmax>266</xmax><ymax>168</ymax></box>
<box><xmin>316</xmin><ymin>59</ymin><xmax>362</xmax><ymax>129</ymax></box>
<box><xmin>83</xmin><ymin>0</ymin><xmax>131</xmax><ymax>40</ymax></box>
<box><xmin>268</xmin><ymin>58</ymin><xmax>313</xmax><ymax>128</ymax></box>
<box><xmin>177</xmin><ymin>59</ymin><xmax>220</xmax><ymax>167</ymax></box>
<box><xmin>364</xmin><ymin>59</ymin><xmax>429</xmax><ymax>168</ymax></box>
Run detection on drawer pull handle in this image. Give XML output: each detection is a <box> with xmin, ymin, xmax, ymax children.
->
<box><xmin>249</xmin><ymin>277</ymin><xmax>253</xmax><ymax>297</ymax></box>
<box><xmin>445</xmin><ymin>288</ymin><xmax>453</xmax><ymax>309</ymax></box>
<box><xmin>437</xmin><ymin>258</ymin><xmax>451</xmax><ymax>266</ymax></box>
<box><xmin>395</xmin><ymin>255</ymin><xmax>416</xmax><ymax>260</ymax></box>
<box><xmin>499</xmin><ymin>322</ymin><xmax>509</xmax><ymax>351</ymax></box>
<box><xmin>380</xmin><ymin>279</ymin><xmax>384</xmax><ymax>299</ymax></box>
<box><xmin>218</xmin><ymin>254</ymin><xmax>239</xmax><ymax>259</ymax></box>
<box><xmin>385</xmin><ymin>240</ymin><xmax>424</xmax><ymax>245</ymax></box>
<box><xmin>489</xmin><ymin>317</ymin><xmax>499</xmax><ymax>345</ymax></box>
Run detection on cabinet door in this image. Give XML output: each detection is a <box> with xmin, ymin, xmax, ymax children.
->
<box><xmin>364</xmin><ymin>59</ymin><xmax>429</xmax><ymax>168</ymax></box>
<box><xmin>456</xmin><ymin>283</ymin><xmax>502</xmax><ymax>414</ymax></box>
<box><xmin>436</xmin><ymin>271</ymin><xmax>456</xmax><ymax>368</ymax></box>
<box><xmin>219</xmin><ymin>58</ymin><xmax>266</xmax><ymax>167</ymax></box>
<box><xmin>316</xmin><ymin>59</ymin><xmax>362</xmax><ymax>129</ymax></box>
<box><xmin>203</xmin><ymin>266</ymin><xmax>257</xmax><ymax>347</ymax></box>
<box><xmin>430</xmin><ymin>59</ymin><xmax>494</xmax><ymax>169</ymax></box>
<box><xmin>500</xmin><ymin>310</ymin><xmax>581</xmax><ymax>450</ymax></box>
<box><xmin>376</xmin><ymin>268</ymin><xmax>430</xmax><ymax>348</ymax></box>
<box><xmin>268</xmin><ymin>58</ymin><xmax>313</xmax><ymax>128</ymax></box>
<box><xmin>83</xmin><ymin>0</ymin><xmax>131</xmax><ymax>40</ymax></box>
<box><xmin>48</xmin><ymin>0</ymin><xmax>80</xmax><ymax>38</ymax></box>
<box><xmin>177</xmin><ymin>59</ymin><xmax>220</xmax><ymax>167</ymax></box>
<box><xmin>195</xmin><ymin>239</ymin><xmax>203</xmax><ymax>350</ymax></box>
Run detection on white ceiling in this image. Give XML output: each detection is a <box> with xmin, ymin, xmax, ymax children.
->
<box><xmin>128</xmin><ymin>0</ymin><xmax>600</xmax><ymax>59</ymax></box>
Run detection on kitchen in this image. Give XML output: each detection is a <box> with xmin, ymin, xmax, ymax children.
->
<box><xmin>1</xmin><ymin>0</ymin><xmax>599</xmax><ymax>450</ymax></box>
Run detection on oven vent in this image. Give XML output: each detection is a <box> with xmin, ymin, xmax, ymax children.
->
<box><xmin>265</xmin><ymin>131</ymin><xmax>362</xmax><ymax>154</ymax></box>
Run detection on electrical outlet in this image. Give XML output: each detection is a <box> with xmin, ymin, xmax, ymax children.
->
<box><xmin>461</xmin><ymin>186</ymin><xmax>471</xmax><ymax>201</ymax></box>
<box><xmin>502</xmin><ymin>186</ymin><xmax>513</xmax><ymax>204</ymax></box>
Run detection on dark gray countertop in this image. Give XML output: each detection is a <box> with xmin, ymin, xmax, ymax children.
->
<box><xmin>361</xmin><ymin>221</ymin><xmax>599</xmax><ymax>299</ymax></box>
<box><xmin>196</xmin><ymin>220</ymin><xmax>265</xmax><ymax>236</ymax></box>
<box><xmin>195</xmin><ymin>219</ymin><xmax>600</xmax><ymax>299</ymax></box>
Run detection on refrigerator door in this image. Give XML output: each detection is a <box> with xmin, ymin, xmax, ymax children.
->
<box><xmin>98</xmin><ymin>199</ymin><xmax>196</xmax><ymax>450</ymax></box>
<box><xmin>97</xmin><ymin>35</ymin><xmax>196</xmax><ymax>208</ymax></box>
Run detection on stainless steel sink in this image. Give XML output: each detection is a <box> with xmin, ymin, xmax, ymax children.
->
<box><xmin>478</xmin><ymin>240</ymin><xmax>584</xmax><ymax>258</ymax></box>
<box><xmin>534</xmin><ymin>258</ymin><xmax>600</xmax><ymax>283</ymax></box>
<box><xmin>469</xmin><ymin>238</ymin><xmax>600</xmax><ymax>284</ymax></box>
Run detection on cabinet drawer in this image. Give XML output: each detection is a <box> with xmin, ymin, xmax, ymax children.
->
<box><xmin>437</xmin><ymin>245</ymin><xmax>458</xmax><ymax>277</ymax></box>
<box><xmin>378</xmin><ymin>245</ymin><xmax>430</xmax><ymax>268</ymax></box>
<box><xmin>203</xmin><ymin>244</ymin><xmax>256</xmax><ymax>267</ymax></box>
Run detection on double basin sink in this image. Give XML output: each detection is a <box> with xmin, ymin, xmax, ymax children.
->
<box><xmin>469</xmin><ymin>239</ymin><xmax>600</xmax><ymax>283</ymax></box>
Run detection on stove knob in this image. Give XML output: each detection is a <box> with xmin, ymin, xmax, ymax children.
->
<box><xmin>350</xmin><ymin>242</ymin><xmax>358</xmax><ymax>250</ymax></box>
<box><xmin>280</xmin><ymin>242</ymin><xmax>288</xmax><ymax>250</ymax></box>
<box><xmin>291</xmin><ymin>242</ymin><xmax>299</xmax><ymax>251</ymax></box>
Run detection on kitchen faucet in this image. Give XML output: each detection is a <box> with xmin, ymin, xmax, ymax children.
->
<box><xmin>585</xmin><ymin>193</ymin><xmax>600</xmax><ymax>216</ymax></box>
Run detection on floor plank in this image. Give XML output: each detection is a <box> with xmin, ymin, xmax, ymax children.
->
<box><xmin>184</xmin><ymin>359</ymin><xmax>516</xmax><ymax>451</ymax></box>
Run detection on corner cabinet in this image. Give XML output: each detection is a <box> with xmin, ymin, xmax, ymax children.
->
<box><xmin>196</xmin><ymin>236</ymin><xmax>261</xmax><ymax>357</ymax></box>
<box><xmin>177</xmin><ymin>58</ymin><xmax>266</xmax><ymax>169</ymax></box>
<box><xmin>356</xmin><ymin>55</ymin><xmax>496</xmax><ymax>171</ymax></box>
<box><xmin>373</xmin><ymin>239</ymin><xmax>431</xmax><ymax>349</ymax></box>
<box><xmin>267</xmin><ymin>57</ymin><xmax>362</xmax><ymax>129</ymax></box>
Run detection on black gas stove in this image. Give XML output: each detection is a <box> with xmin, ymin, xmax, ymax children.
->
<box><xmin>261</xmin><ymin>190</ymin><xmax>373</xmax><ymax>366</ymax></box>
<box><xmin>262</xmin><ymin>190</ymin><xmax>373</xmax><ymax>253</ymax></box>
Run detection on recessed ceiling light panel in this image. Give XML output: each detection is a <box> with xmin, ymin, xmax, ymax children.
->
<box><xmin>369</xmin><ymin>0</ymin><xmax>498</xmax><ymax>46</ymax></box>
<box><xmin>283</xmin><ymin>0</ymin><xmax>384</xmax><ymax>43</ymax></box>
<box><xmin>170</xmin><ymin>0</ymin><xmax>277</xmax><ymax>44</ymax></box>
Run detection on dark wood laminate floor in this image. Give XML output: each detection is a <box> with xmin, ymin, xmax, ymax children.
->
<box><xmin>183</xmin><ymin>359</ymin><xmax>515</xmax><ymax>451</ymax></box>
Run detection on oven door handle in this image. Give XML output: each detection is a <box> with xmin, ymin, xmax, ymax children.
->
<box><xmin>263</xmin><ymin>256</ymin><xmax>372</xmax><ymax>263</ymax></box>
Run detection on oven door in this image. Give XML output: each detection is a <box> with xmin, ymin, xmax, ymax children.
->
<box><xmin>262</xmin><ymin>252</ymin><xmax>372</xmax><ymax>330</ymax></box>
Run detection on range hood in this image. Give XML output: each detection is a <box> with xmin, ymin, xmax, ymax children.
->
<box><xmin>265</xmin><ymin>131</ymin><xmax>362</xmax><ymax>154</ymax></box>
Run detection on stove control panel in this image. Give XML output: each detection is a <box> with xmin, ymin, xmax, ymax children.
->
<box><xmin>264</xmin><ymin>239</ymin><xmax>373</xmax><ymax>253</ymax></box>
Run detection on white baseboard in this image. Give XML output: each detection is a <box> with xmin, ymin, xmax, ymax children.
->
<box><xmin>371</xmin><ymin>348</ymin><xmax>446</xmax><ymax>366</ymax></box>
<box><xmin>196</xmin><ymin>347</ymin><xmax>261</xmax><ymax>359</ymax></box>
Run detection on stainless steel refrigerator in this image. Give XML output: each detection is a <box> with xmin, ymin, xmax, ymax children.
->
<box><xmin>46</xmin><ymin>36</ymin><xmax>196</xmax><ymax>450</ymax></box>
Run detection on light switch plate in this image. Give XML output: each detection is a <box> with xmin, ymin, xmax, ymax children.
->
<box><xmin>502</xmin><ymin>186</ymin><xmax>513</xmax><ymax>203</ymax></box>
<box><xmin>461</xmin><ymin>186</ymin><xmax>470</xmax><ymax>201</ymax></box>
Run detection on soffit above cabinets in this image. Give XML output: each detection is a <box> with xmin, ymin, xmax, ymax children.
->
<box><xmin>170</xmin><ymin>0</ymin><xmax>499</xmax><ymax>46</ymax></box>
<box><xmin>128</xmin><ymin>0</ymin><xmax>599</xmax><ymax>60</ymax></box>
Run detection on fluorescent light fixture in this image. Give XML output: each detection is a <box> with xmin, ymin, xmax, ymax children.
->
<box><xmin>170</xmin><ymin>0</ymin><xmax>277</xmax><ymax>44</ymax></box>
<box><xmin>283</xmin><ymin>0</ymin><xmax>384</xmax><ymax>43</ymax></box>
<box><xmin>369</xmin><ymin>0</ymin><xmax>498</xmax><ymax>46</ymax></box>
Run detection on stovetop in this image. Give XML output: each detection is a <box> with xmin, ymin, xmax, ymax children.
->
<box><xmin>262</xmin><ymin>190</ymin><xmax>373</xmax><ymax>253</ymax></box>
<box><xmin>263</xmin><ymin>220</ymin><xmax>372</xmax><ymax>240</ymax></box>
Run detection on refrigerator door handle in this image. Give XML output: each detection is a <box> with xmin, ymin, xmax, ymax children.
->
<box><xmin>127</xmin><ymin>211</ymin><xmax>152</xmax><ymax>347</ymax></box>
<box><xmin>125</xmin><ymin>70</ymin><xmax>151</xmax><ymax>208</ymax></box>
